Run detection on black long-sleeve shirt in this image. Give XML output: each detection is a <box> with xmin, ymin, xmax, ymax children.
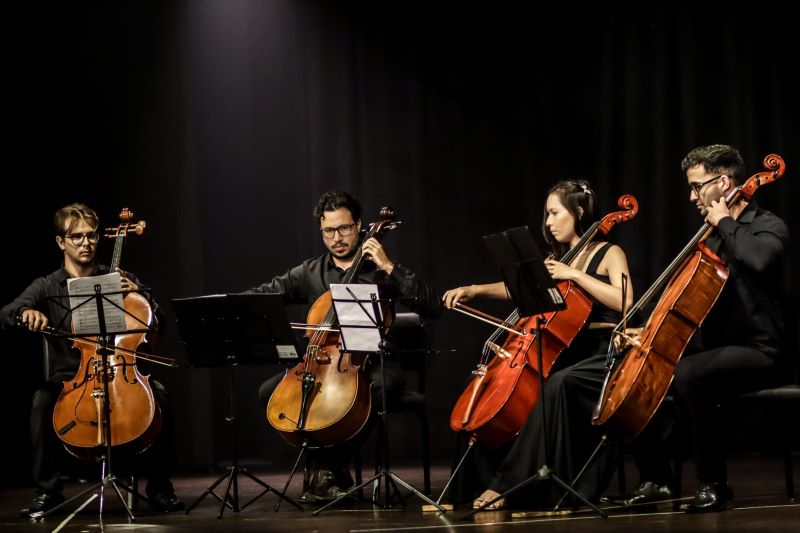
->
<box><xmin>0</xmin><ymin>264</ymin><xmax>153</xmax><ymax>380</ymax></box>
<box><xmin>247</xmin><ymin>252</ymin><xmax>442</xmax><ymax>321</ymax></box>
<box><xmin>702</xmin><ymin>204</ymin><xmax>789</xmax><ymax>357</ymax></box>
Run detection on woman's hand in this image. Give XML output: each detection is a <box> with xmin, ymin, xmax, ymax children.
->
<box><xmin>442</xmin><ymin>286</ymin><xmax>478</xmax><ymax>309</ymax></box>
<box><xmin>545</xmin><ymin>259</ymin><xmax>578</xmax><ymax>281</ymax></box>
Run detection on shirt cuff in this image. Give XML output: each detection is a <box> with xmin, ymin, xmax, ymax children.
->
<box><xmin>716</xmin><ymin>216</ymin><xmax>736</xmax><ymax>239</ymax></box>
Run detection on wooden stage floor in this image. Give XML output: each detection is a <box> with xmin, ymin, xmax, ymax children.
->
<box><xmin>1</xmin><ymin>453</ymin><xmax>797</xmax><ymax>532</ymax></box>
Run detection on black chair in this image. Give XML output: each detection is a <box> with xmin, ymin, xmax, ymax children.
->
<box><xmin>352</xmin><ymin>312</ymin><xmax>432</xmax><ymax>496</ymax></box>
<box><xmin>732</xmin><ymin>295</ymin><xmax>800</xmax><ymax>500</ymax></box>
<box><xmin>735</xmin><ymin>383</ymin><xmax>800</xmax><ymax>500</ymax></box>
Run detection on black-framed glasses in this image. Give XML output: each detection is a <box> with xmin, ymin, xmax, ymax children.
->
<box><xmin>689</xmin><ymin>175</ymin><xmax>723</xmax><ymax>195</ymax></box>
<box><xmin>320</xmin><ymin>223</ymin><xmax>356</xmax><ymax>239</ymax></box>
<box><xmin>64</xmin><ymin>232</ymin><xmax>100</xmax><ymax>245</ymax></box>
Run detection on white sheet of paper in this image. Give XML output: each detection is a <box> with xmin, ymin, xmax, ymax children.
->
<box><xmin>67</xmin><ymin>273</ymin><xmax>128</xmax><ymax>335</ymax></box>
<box><xmin>330</xmin><ymin>283</ymin><xmax>383</xmax><ymax>352</ymax></box>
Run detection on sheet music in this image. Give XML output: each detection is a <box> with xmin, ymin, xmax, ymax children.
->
<box><xmin>330</xmin><ymin>283</ymin><xmax>383</xmax><ymax>352</ymax></box>
<box><xmin>67</xmin><ymin>273</ymin><xmax>128</xmax><ymax>335</ymax></box>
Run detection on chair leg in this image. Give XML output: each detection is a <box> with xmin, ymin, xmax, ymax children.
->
<box><xmin>352</xmin><ymin>445</ymin><xmax>363</xmax><ymax>499</ymax></box>
<box><xmin>617</xmin><ymin>452</ymin><xmax>626</xmax><ymax>493</ymax></box>
<box><xmin>353</xmin><ymin>447</ymin><xmax>363</xmax><ymax>486</ymax></box>
<box><xmin>128</xmin><ymin>474</ymin><xmax>138</xmax><ymax>511</ymax></box>
<box><xmin>781</xmin><ymin>410</ymin><xmax>795</xmax><ymax>500</ymax></box>
<box><xmin>419</xmin><ymin>412</ymin><xmax>431</xmax><ymax>496</ymax></box>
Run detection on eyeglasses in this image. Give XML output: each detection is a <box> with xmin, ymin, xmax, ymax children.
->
<box><xmin>64</xmin><ymin>232</ymin><xmax>100</xmax><ymax>245</ymax></box>
<box><xmin>689</xmin><ymin>175</ymin><xmax>723</xmax><ymax>195</ymax></box>
<box><xmin>320</xmin><ymin>223</ymin><xmax>356</xmax><ymax>239</ymax></box>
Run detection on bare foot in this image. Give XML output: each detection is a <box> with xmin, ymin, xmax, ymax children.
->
<box><xmin>473</xmin><ymin>489</ymin><xmax>506</xmax><ymax>510</ymax></box>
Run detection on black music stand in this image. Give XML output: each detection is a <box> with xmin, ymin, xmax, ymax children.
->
<box><xmin>174</xmin><ymin>293</ymin><xmax>302</xmax><ymax>518</ymax></box>
<box><xmin>312</xmin><ymin>284</ymin><xmax>446</xmax><ymax>515</ymax></box>
<box><xmin>35</xmin><ymin>275</ymin><xmax>155</xmax><ymax>524</ymax></box>
<box><xmin>462</xmin><ymin>226</ymin><xmax>607</xmax><ymax>519</ymax></box>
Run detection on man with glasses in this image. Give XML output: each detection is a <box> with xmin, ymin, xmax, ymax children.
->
<box><xmin>0</xmin><ymin>203</ymin><xmax>185</xmax><ymax>517</ymax></box>
<box><xmin>606</xmin><ymin>144</ymin><xmax>789</xmax><ymax>512</ymax></box>
<box><xmin>250</xmin><ymin>190</ymin><xmax>440</xmax><ymax>503</ymax></box>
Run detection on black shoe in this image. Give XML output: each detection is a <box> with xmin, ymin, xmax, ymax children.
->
<box><xmin>298</xmin><ymin>468</ymin><xmax>349</xmax><ymax>504</ymax></box>
<box><xmin>147</xmin><ymin>491</ymin><xmax>185</xmax><ymax>512</ymax></box>
<box><xmin>19</xmin><ymin>493</ymin><xmax>65</xmax><ymax>517</ymax></box>
<box><xmin>681</xmin><ymin>482</ymin><xmax>733</xmax><ymax>513</ymax></box>
<box><xmin>601</xmin><ymin>481</ymin><xmax>673</xmax><ymax>507</ymax></box>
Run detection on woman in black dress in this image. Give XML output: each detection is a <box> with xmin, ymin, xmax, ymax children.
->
<box><xmin>443</xmin><ymin>179</ymin><xmax>634</xmax><ymax>509</ymax></box>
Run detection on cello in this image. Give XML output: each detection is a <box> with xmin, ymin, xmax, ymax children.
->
<box><xmin>593</xmin><ymin>154</ymin><xmax>786</xmax><ymax>440</ymax></box>
<box><xmin>267</xmin><ymin>207</ymin><xmax>401</xmax><ymax>447</ymax></box>
<box><xmin>52</xmin><ymin>208</ymin><xmax>167</xmax><ymax>458</ymax></box>
<box><xmin>449</xmin><ymin>195</ymin><xmax>639</xmax><ymax>448</ymax></box>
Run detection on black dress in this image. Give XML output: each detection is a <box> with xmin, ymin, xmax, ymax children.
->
<box><xmin>448</xmin><ymin>243</ymin><xmax>621</xmax><ymax>507</ymax></box>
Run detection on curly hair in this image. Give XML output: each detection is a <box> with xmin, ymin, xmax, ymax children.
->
<box><xmin>681</xmin><ymin>144</ymin><xmax>745</xmax><ymax>184</ymax></box>
<box><xmin>313</xmin><ymin>190</ymin><xmax>361</xmax><ymax>222</ymax></box>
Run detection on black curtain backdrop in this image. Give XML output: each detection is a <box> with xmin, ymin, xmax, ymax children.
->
<box><xmin>4</xmin><ymin>1</ymin><xmax>798</xmax><ymax>484</ymax></box>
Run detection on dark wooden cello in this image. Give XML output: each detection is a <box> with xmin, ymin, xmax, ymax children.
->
<box><xmin>52</xmin><ymin>208</ymin><xmax>166</xmax><ymax>458</ymax></box>
<box><xmin>267</xmin><ymin>208</ymin><xmax>401</xmax><ymax>447</ymax></box>
<box><xmin>593</xmin><ymin>154</ymin><xmax>785</xmax><ymax>440</ymax></box>
<box><xmin>450</xmin><ymin>195</ymin><xmax>638</xmax><ymax>448</ymax></box>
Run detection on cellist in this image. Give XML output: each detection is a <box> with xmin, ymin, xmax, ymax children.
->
<box><xmin>442</xmin><ymin>179</ymin><xmax>634</xmax><ymax>509</ymax></box>
<box><xmin>0</xmin><ymin>203</ymin><xmax>184</xmax><ymax>517</ymax></box>
<box><xmin>250</xmin><ymin>190</ymin><xmax>440</xmax><ymax>503</ymax></box>
<box><xmin>609</xmin><ymin>144</ymin><xmax>789</xmax><ymax>512</ymax></box>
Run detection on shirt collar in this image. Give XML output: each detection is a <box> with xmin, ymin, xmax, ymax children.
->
<box><xmin>55</xmin><ymin>262</ymin><xmax>105</xmax><ymax>284</ymax></box>
<box><xmin>737</xmin><ymin>202</ymin><xmax>757</xmax><ymax>224</ymax></box>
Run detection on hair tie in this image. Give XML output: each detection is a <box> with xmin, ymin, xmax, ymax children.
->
<box><xmin>580</xmin><ymin>184</ymin><xmax>592</xmax><ymax>195</ymax></box>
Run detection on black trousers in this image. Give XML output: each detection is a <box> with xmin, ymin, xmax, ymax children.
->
<box><xmin>487</xmin><ymin>352</ymin><xmax>620</xmax><ymax>505</ymax></box>
<box><xmin>447</xmin><ymin>329</ymin><xmax>619</xmax><ymax>506</ymax></box>
<box><xmin>258</xmin><ymin>359</ymin><xmax>406</xmax><ymax>481</ymax></box>
<box><xmin>634</xmin><ymin>345</ymin><xmax>779</xmax><ymax>486</ymax></box>
<box><xmin>31</xmin><ymin>373</ymin><xmax>177</xmax><ymax>497</ymax></box>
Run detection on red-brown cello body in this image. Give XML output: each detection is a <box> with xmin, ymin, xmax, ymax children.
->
<box><xmin>593</xmin><ymin>154</ymin><xmax>786</xmax><ymax>440</ymax></box>
<box><xmin>52</xmin><ymin>209</ymin><xmax>161</xmax><ymax>458</ymax></box>
<box><xmin>267</xmin><ymin>208</ymin><xmax>400</xmax><ymax>447</ymax></box>
<box><xmin>450</xmin><ymin>195</ymin><xmax>638</xmax><ymax>448</ymax></box>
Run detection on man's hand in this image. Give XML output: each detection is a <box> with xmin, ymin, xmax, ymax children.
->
<box><xmin>116</xmin><ymin>268</ymin><xmax>139</xmax><ymax>292</ymax></box>
<box><xmin>362</xmin><ymin>238</ymin><xmax>394</xmax><ymax>274</ymax></box>
<box><xmin>705</xmin><ymin>196</ymin><xmax>731</xmax><ymax>227</ymax></box>
<box><xmin>613</xmin><ymin>327</ymin><xmax>643</xmax><ymax>352</ymax></box>
<box><xmin>20</xmin><ymin>309</ymin><xmax>48</xmax><ymax>332</ymax></box>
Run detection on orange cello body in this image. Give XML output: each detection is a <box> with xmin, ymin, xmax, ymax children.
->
<box><xmin>592</xmin><ymin>246</ymin><xmax>728</xmax><ymax>440</ymax></box>
<box><xmin>450</xmin><ymin>195</ymin><xmax>639</xmax><ymax>449</ymax></box>
<box><xmin>593</xmin><ymin>154</ymin><xmax>786</xmax><ymax>441</ymax></box>
<box><xmin>52</xmin><ymin>209</ymin><xmax>161</xmax><ymax>459</ymax></box>
<box><xmin>267</xmin><ymin>208</ymin><xmax>401</xmax><ymax>447</ymax></box>
<box><xmin>53</xmin><ymin>292</ymin><xmax>161</xmax><ymax>458</ymax></box>
<box><xmin>449</xmin><ymin>281</ymin><xmax>592</xmax><ymax>448</ymax></box>
<box><xmin>267</xmin><ymin>291</ymin><xmax>374</xmax><ymax>447</ymax></box>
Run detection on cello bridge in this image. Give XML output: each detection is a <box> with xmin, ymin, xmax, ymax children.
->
<box><xmin>471</xmin><ymin>364</ymin><xmax>487</xmax><ymax>377</ymax></box>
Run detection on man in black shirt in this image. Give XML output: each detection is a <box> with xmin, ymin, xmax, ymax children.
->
<box><xmin>251</xmin><ymin>191</ymin><xmax>440</xmax><ymax>503</ymax></box>
<box><xmin>609</xmin><ymin>145</ymin><xmax>789</xmax><ymax>512</ymax></box>
<box><xmin>0</xmin><ymin>203</ymin><xmax>184</xmax><ymax>517</ymax></box>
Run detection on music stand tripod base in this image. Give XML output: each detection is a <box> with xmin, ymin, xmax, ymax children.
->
<box><xmin>313</xmin><ymin>284</ymin><xmax>446</xmax><ymax>515</ymax></box>
<box><xmin>173</xmin><ymin>294</ymin><xmax>303</xmax><ymax>517</ymax></box>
